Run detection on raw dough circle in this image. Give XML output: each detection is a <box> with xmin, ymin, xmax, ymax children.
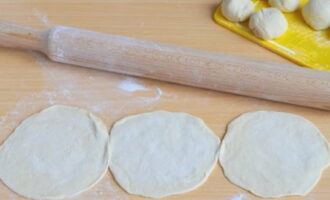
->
<box><xmin>219</xmin><ymin>111</ymin><xmax>330</xmax><ymax>198</ymax></box>
<box><xmin>249</xmin><ymin>8</ymin><xmax>288</xmax><ymax>40</ymax></box>
<box><xmin>302</xmin><ymin>0</ymin><xmax>330</xmax><ymax>30</ymax></box>
<box><xmin>268</xmin><ymin>0</ymin><xmax>300</xmax><ymax>12</ymax></box>
<box><xmin>0</xmin><ymin>105</ymin><xmax>109</xmax><ymax>199</ymax></box>
<box><xmin>109</xmin><ymin>111</ymin><xmax>220</xmax><ymax>198</ymax></box>
<box><xmin>221</xmin><ymin>0</ymin><xmax>254</xmax><ymax>22</ymax></box>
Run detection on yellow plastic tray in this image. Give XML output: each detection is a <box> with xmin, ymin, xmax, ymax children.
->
<box><xmin>214</xmin><ymin>0</ymin><xmax>330</xmax><ymax>71</ymax></box>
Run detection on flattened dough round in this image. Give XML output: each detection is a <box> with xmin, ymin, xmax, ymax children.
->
<box><xmin>219</xmin><ymin>111</ymin><xmax>330</xmax><ymax>198</ymax></box>
<box><xmin>0</xmin><ymin>105</ymin><xmax>109</xmax><ymax>199</ymax></box>
<box><xmin>109</xmin><ymin>111</ymin><xmax>220</xmax><ymax>198</ymax></box>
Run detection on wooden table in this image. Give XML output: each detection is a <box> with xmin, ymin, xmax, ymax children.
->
<box><xmin>0</xmin><ymin>1</ymin><xmax>329</xmax><ymax>200</ymax></box>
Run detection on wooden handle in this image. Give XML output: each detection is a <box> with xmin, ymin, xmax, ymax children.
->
<box><xmin>1</xmin><ymin>22</ymin><xmax>329</xmax><ymax>110</ymax></box>
<box><xmin>0</xmin><ymin>21</ymin><xmax>46</xmax><ymax>51</ymax></box>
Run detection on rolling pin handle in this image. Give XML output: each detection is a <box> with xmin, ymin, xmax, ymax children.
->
<box><xmin>0</xmin><ymin>21</ymin><xmax>47</xmax><ymax>52</ymax></box>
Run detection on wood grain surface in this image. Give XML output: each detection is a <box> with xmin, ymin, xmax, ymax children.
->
<box><xmin>0</xmin><ymin>1</ymin><xmax>329</xmax><ymax>200</ymax></box>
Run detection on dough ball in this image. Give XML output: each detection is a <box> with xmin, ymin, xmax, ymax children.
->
<box><xmin>221</xmin><ymin>0</ymin><xmax>255</xmax><ymax>22</ymax></box>
<box><xmin>268</xmin><ymin>0</ymin><xmax>300</xmax><ymax>12</ymax></box>
<box><xmin>302</xmin><ymin>0</ymin><xmax>330</xmax><ymax>30</ymax></box>
<box><xmin>0</xmin><ymin>105</ymin><xmax>109</xmax><ymax>199</ymax></box>
<box><xmin>219</xmin><ymin>111</ymin><xmax>330</xmax><ymax>198</ymax></box>
<box><xmin>109</xmin><ymin>111</ymin><xmax>220</xmax><ymax>198</ymax></box>
<box><xmin>249</xmin><ymin>8</ymin><xmax>288</xmax><ymax>40</ymax></box>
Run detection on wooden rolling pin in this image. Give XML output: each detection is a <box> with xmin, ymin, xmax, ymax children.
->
<box><xmin>0</xmin><ymin>21</ymin><xmax>329</xmax><ymax>110</ymax></box>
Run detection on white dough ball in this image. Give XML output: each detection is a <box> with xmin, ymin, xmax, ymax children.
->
<box><xmin>249</xmin><ymin>8</ymin><xmax>288</xmax><ymax>40</ymax></box>
<box><xmin>221</xmin><ymin>0</ymin><xmax>255</xmax><ymax>22</ymax></box>
<box><xmin>268</xmin><ymin>0</ymin><xmax>300</xmax><ymax>12</ymax></box>
<box><xmin>302</xmin><ymin>0</ymin><xmax>330</xmax><ymax>30</ymax></box>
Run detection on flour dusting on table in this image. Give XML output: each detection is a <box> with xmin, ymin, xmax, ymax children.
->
<box><xmin>118</xmin><ymin>77</ymin><xmax>148</xmax><ymax>92</ymax></box>
<box><xmin>227</xmin><ymin>193</ymin><xmax>251</xmax><ymax>200</ymax></box>
<box><xmin>32</xmin><ymin>8</ymin><xmax>52</xmax><ymax>27</ymax></box>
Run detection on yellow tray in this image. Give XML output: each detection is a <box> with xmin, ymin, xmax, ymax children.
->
<box><xmin>214</xmin><ymin>0</ymin><xmax>330</xmax><ymax>71</ymax></box>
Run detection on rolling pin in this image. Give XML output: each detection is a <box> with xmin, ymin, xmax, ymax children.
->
<box><xmin>0</xmin><ymin>21</ymin><xmax>329</xmax><ymax>110</ymax></box>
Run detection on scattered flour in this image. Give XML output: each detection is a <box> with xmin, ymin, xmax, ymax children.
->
<box><xmin>227</xmin><ymin>193</ymin><xmax>251</xmax><ymax>200</ymax></box>
<box><xmin>28</xmin><ymin>51</ymin><xmax>163</xmax><ymax>112</ymax></box>
<box><xmin>32</xmin><ymin>8</ymin><xmax>52</xmax><ymax>27</ymax></box>
<box><xmin>118</xmin><ymin>77</ymin><xmax>148</xmax><ymax>92</ymax></box>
